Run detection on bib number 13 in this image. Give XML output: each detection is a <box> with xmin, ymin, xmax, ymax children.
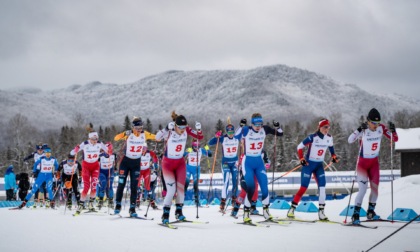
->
<box><xmin>250</xmin><ymin>142</ymin><xmax>263</xmax><ymax>150</ymax></box>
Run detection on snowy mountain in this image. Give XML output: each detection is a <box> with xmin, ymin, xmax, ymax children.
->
<box><xmin>1</xmin><ymin>64</ymin><xmax>418</xmax><ymax>130</ymax></box>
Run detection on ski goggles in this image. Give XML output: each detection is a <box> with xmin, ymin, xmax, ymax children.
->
<box><xmin>227</xmin><ymin>131</ymin><xmax>235</xmax><ymax>135</ymax></box>
<box><xmin>67</xmin><ymin>159</ymin><xmax>75</xmax><ymax>163</ymax></box>
<box><xmin>251</xmin><ymin>117</ymin><xmax>263</xmax><ymax>126</ymax></box>
<box><xmin>176</xmin><ymin>125</ymin><xmax>187</xmax><ymax>129</ymax></box>
<box><xmin>368</xmin><ymin>120</ymin><xmax>381</xmax><ymax>126</ymax></box>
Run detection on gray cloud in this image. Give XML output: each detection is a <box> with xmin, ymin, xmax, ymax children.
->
<box><xmin>0</xmin><ymin>0</ymin><xmax>419</xmax><ymax>99</ymax></box>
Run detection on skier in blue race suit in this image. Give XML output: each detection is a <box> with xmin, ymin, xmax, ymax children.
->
<box><xmin>19</xmin><ymin>147</ymin><xmax>59</xmax><ymax>209</ymax></box>
<box><xmin>208</xmin><ymin>123</ymin><xmax>241</xmax><ymax>211</ymax></box>
<box><xmin>184</xmin><ymin>141</ymin><xmax>212</xmax><ymax>206</ymax></box>
<box><xmin>235</xmin><ymin>114</ymin><xmax>283</xmax><ymax>223</ymax></box>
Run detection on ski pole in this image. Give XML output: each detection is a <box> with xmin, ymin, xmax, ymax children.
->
<box><xmin>271</xmin><ymin>123</ymin><xmax>277</xmax><ymax>199</ymax></box>
<box><xmin>206</xmin><ymin>137</ymin><xmax>219</xmax><ymax>205</ymax></box>
<box><xmin>196</xmin><ymin>139</ymin><xmax>200</xmax><ymax>219</ymax></box>
<box><xmin>268</xmin><ymin>164</ymin><xmax>302</xmax><ymax>185</ymax></box>
<box><xmin>363</xmin><ymin>214</ymin><xmax>420</xmax><ymax>252</ymax></box>
<box><xmin>390</xmin><ymin>125</ymin><xmax>394</xmax><ymax>222</ymax></box>
<box><xmin>344</xmin><ymin>132</ymin><xmax>364</xmax><ymax>224</ymax></box>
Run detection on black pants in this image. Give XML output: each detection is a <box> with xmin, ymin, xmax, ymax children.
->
<box><xmin>62</xmin><ymin>173</ymin><xmax>80</xmax><ymax>204</ymax></box>
<box><xmin>6</xmin><ymin>189</ymin><xmax>14</xmax><ymax>201</ymax></box>
<box><xmin>115</xmin><ymin>156</ymin><xmax>140</xmax><ymax>206</ymax></box>
<box><xmin>18</xmin><ymin>190</ymin><xmax>28</xmax><ymax>201</ymax></box>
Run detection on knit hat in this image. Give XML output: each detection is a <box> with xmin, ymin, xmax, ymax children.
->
<box><xmin>88</xmin><ymin>132</ymin><xmax>99</xmax><ymax>139</ymax></box>
<box><xmin>319</xmin><ymin>119</ymin><xmax>330</xmax><ymax>128</ymax></box>
<box><xmin>132</xmin><ymin>118</ymin><xmax>143</xmax><ymax>127</ymax></box>
<box><xmin>226</xmin><ymin>124</ymin><xmax>235</xmax><ymax>133</ymax></box>
<box><xmin>175</xmin><ymin>115</ymin><xmax>187</xmax><ymax>126</ymax></box>
<box><xmin>368</xmin><ymin>108</ymin><xmax>381</xmax><ymax>122</ymax></box>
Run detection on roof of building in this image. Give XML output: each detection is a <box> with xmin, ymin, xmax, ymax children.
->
<box><xmin>395</xmin><ymin>127</ymin><xmax>420</xmax><ymax>151</ymax></box>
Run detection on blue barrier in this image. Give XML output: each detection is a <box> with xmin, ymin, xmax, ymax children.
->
<box><xmin>296</xmin><ymin>201</ymin><xmax>318</xmax><ymax>212</ymax></box>
<box><xmin>270</xmin><ymin>199</ymin><xmax>290</xmax><ymax>209</ymax></box>
<box><xmin>388</xmin><ymin>208</ymin><xmax>420</xmax><ymax>222</ymax></box>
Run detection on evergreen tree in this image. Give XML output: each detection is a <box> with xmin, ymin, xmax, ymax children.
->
<box><xmin>215</xmin><ymin>119</ymin><xmax>223</xmax><ymax>132</ymax></box>
<box><xmin>123</xmin><ymin>115</ymin><xmax>131</xmax><ymax>130</ymax></box>
<box><xmin>145</xmin><ymin>118</ymin><xmax>153</xmax><ymax>132</ymax></box>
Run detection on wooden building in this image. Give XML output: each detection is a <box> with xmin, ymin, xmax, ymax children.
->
<box><xmin>395</xmin><ymin>128</ymin><xmax>420</xmax><ymax>177</ymax></box>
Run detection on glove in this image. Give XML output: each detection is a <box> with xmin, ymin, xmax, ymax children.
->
<box><xmin>195</xmin><ymin>121</ymin><xmax>201</xmax><ymax>131</ymax></box>
<box><xmin>187</xmin><ymin>147</ymin><xmax>193</xmax><ymax>153</ymax></box>
<box><xmin>74</xmin><ymin>145</ymin><xmax>80</xmax><ymax>153</ymax></box>
<box><xmin>24</xmin><ymin>161</ymin><xmax>29</xmax><ymax>165</ymax></box>
<box><xmin>215</xmin><ymin>131</ymin><xmax>222</xmax><ymax>138</ymax></box>
<box><xmin>240</xmin><ymin>118</ymin><xmax>247</xmax><ymax>127</ymax></box>
<box><xmin>273</xmin><ymin>121</ymin><xmax>280</xmax><ymax>128</ymax></box>
<box><xmin>167</xmin><ymin>122</ymin><xmax>175</xmax><ymax>130</ymax></box>
<box><xmin>332</xmin><ymin>154</ymin><xmax>339</xmax><ymax>163</ymax></box>
<box><xmin>204</xmin><ymin>145</ymin><xmax>209</xmax><ymax>151</ymax></box>
<box><xmin>78</xmin><ymin>177</ymin><xmax>82</xmax><ymax>184</ymax></box>
<box><xmin>357</xmin><ymin>122</ymin><xmax>368</xmax><ymax>132</ymax></box>
<box><xmin>389</xmin><ymin>122</ymin><xmax>396</xmax><ymax>133</ymax></box>
<box><xmin>300</xmin><ymin>158</ymin><xmax>308</xmax><ymax>166</ymax></box>
<box><xmin>265</xmin><ymin>163</ymin><xmax>270</xmax><ymax>170</ymax></box>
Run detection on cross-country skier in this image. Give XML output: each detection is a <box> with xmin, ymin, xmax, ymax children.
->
<box><xmin>71</xmin><ymin>131</ymin><xmax>109</xmax><ymax>214</ymax></box>
<box><xmin>208</xmin><ymin>122</ymin><xmax>240</xmax><ymax>212</ymax></box>
<box><xmin>235</xmin><ymin>114</ymin><xmax>283</xmax><ymax>223</ymax></box>
<box><xmin>135</xmin><ymin>145</ymin><xmax>158</xmax><ymax>207</ymax></box>
<box><xmin>155</xmin><ymin>111</ymin><xmax>203</xmax><ymax>224</ymax></box>
<box><xmin>18</xmin><ymin>147</ymin><xmax>59</xmax><ymax>209</ymax></box>
<box><xmin>23</xmin><ymin>143</ymin><xmax>46</xmax><ymax>207</ymax></box>
<box><xmin>348</xmin><ymin>108</ymin><xmax>398</xmax><ymax>224</ymax></box>
<box><xmin>287</xmin><ymin>119</ymin><xmax>339</xmax><ymax>221</ymax></box>
<box><xmin>184</xmin><ymin>141</ymin><xmax>212</xmax><ymax>206</ymax></box>
<box><xmin>97</xmin><ymin>143</ymin><xmax>117</xmax><ymax>210</ymax></box>
<box><xmin>58</xmin><ymin>154</ymin><xmax>82</xmax><ymax>210</ymax></box>
<box><xmin>113</xmin><ymin>117</ymin><xmax>155</xmax><ymax>217</ymax></box>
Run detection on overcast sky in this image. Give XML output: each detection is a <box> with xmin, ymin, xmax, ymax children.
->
<box><xmin>0</xmin><ymin>0</ymin><xmax>419</xmax><ymax>99</ymax></box>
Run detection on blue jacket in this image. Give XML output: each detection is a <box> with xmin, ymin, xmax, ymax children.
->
<box><xmin>5</xmin><ymin>166</ymin><xmax>17</xmax><ymax>190</ymax></box>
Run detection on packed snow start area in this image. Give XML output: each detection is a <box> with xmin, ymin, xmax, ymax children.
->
<box><xmin>1</xmin><ymin>175</ymin><xmax>419</xmax><ymax>252</ymax></box>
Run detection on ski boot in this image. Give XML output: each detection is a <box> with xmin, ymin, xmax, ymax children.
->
<box><xmin>88</xmin><ymin>198</ymin><xmax>95</xmax><ymax>211</ymax></box>
<box><xmin>114</xmin><ymin>202</ymin><xmax>121</xmax><ymax>214</ymax></box>
<box><xmin>231</xmin><ymin>201</ymin><xmax>240</xmax><ymax>217</ymax></box>
<box><xmin>352</xmin><ymin>206</ymin><xmax>361</xmax><ymax>224</ymax></box>
<box><xmin>97</xmin><ymin>197</ymin><xmax>104</xmax><ymax>210</ymax></box>
<box><xmin>250</xmin><ymin>201</ymin><xmax>259</xmax><ymax>215</ymax></box>
<box><xmin>66</xmin><ymin>201</ymin><xmax>72</xmax><ymax>210</ymax></box>
<box><xmin>219</xmin><ymin>198</ymin><xmax>226</xmax><ymax>212</ymax></box>
<box><xmin>76</xmin><ymin>201</ymin><xmax>85</xmax><ymax>215</ymax></box>
<box><xmin>367</xmin><ymin>202</ymin><xmax>381</xmax><ymax>220</ymax></box>
<box><xmin>108</xmin><ymin>198</ymin><xmax>114</xmax><ymax>209</ymax></box>
<box><xmin>45</xmin><ymin>200</ymin><xmax>51</xmax><ymax>208</ymax></box>
<box><xmin>318</xmin><ymin>204</ymin><xmax>328</xmax><ymax>221</ymax></box>
<box><xmin>18</xmin><ymin>200</ymin><xmax>27</xmax><ymax>209</ymax></box>
<box><xmin>175</xmin><ymin>203</ymin><xmax>186</xmax><ymax>221</ymax></box>
<box><xmin>162</xmin><ymin>206</ymin><xmax>170</xmax><ymax>224</ymax></box>
<box><xmin>287</xmin><ymin>202</ymin><xmax>297</xmax><ymax>218</ymax></box>
<box><xmin>129</xmin><ymin>204</ymin><xmax>138</xmax><ymax>217</ymax></box>
<box><xmin>150</xmin><ymin>200</ymin><xmax>158</xmax><ymax>210</ymax></box>
<box><xmin>50</xmin><ymin>200</ymin><xmax>55</xmax><ymax>209</ymax></box>
<box><xmin>263</xmin><ymin>205</ymin><xmax>273</xmax><ymax>220</ymax></box>
<box><xmin>243</xmin><ymin>207</ymin><xmax>252</xmax><ymax>223</ymax></box>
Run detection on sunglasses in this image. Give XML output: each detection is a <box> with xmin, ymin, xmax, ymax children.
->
<box><xmin>322</xmin><ymin>126</ymin><xmax>330</xmax><ymax>129</ymax></box>
<box><xmin>227</xmin><ymin>131</ymin><xmax>235</xmax><ymax>134</ymax></box>
<box><xmin>369</xmin><ymin>120</ymin><xmax>381</xmax><ymax>126</ymax></box>
<box><xmin>176</xmin><ymin>125</ymin><xmax>187</xmax><ymax>129</ymax></box>
<box><xmin>90</xmin><ymin>138</ymin><xmax>98</xmax><ymax>141</ymax></box>
<box><xmin>253</xmin><ymin>123</ymin><xmax>263</xmax><ymax>127</ymax></box>
<box><xmin>67</xmin><ymin>160</ymin><xmax>75</xmax><ymax>163</ymax></box>
<box><xmin>133</xmin><ymin>126</ymin><xmax>143</xmax><ymax>130</ymax></box>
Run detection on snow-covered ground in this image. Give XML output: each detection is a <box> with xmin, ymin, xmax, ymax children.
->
<box><xmin>1</xmin><ymin>175</ymin><xmax>419</xmax><ymax>252</ymax></box>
